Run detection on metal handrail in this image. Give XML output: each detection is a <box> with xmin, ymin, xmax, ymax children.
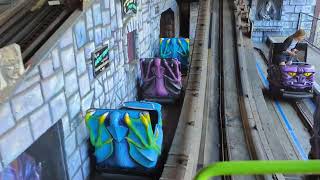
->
<box><xmin>299</xmin><ymin>12</ymin><xmax>320</xmax><ymax>21</ymax></box>
<box><xmin>194</xmin><ymin>160</ymin><xmax>320</xmax><ymax>180</ymax></box>
<box><xmin>297</xmin><ymin>12</ymin><xmax>320</xmax><ymax>51</ymax></box>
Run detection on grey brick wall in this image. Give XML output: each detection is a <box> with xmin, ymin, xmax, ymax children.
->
<box><xmin>0</xmin><ymin>0</ymin><xmax>179</xmax><ymax>179</ymax></box>
<box><xmin>251</xmin><ymin>0</ymin><xmax>317</xmax><ymax>42</ymax></box>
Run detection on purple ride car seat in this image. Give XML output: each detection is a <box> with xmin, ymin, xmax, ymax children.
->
<box><xmin>140</xmin><ymin>58</ymin><xmax>182</xmax><ymax>102</ymax></box>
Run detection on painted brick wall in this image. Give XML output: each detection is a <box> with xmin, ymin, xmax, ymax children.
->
<box><xmin>251</xmin><ymin>0</ymin><xmax>317</xmax><ymax>42</ymax></box>
<box><xmin>0</xmin><ymin>0</ymin><xmax>179</xmax><ymax>179</ymax></box>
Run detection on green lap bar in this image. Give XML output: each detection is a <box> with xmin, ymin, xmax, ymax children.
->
<box><xmin>195</xmin><ymin>160</ymin><xmax>320</xmax><ymax>180</ymax></box>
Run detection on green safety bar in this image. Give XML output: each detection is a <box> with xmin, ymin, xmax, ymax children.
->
<box><xmin>195</xmin><ymin>160</ymin><xmax>320</xmax><ymax>180</ymax></box>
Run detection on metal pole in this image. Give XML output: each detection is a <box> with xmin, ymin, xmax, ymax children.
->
<box><xmin>297</xmin><ymin>12</ymin><xmax>302</xmax><ymax>30</ymax></box>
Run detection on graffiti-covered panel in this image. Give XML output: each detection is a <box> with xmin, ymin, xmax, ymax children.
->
<box><xmin>122</xmin><ymin>0</ymin><xmax>137</xmax><ymax>17</ymax></box>
<box><xmin>256</xmin><ymin>0</ymin><xmax>283</xmax><ymax>20</ymax></box>
<box><xmin>91</xmin><ymin>44</ymin><xmax>110</xmax><ymax>77</ymax></box>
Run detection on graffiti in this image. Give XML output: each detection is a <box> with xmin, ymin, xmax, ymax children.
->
<box><xmin>122</xmin><ymin>0</ymin><xmax>137</xmax><ymax>16</ymax></box>
<box><xmin>159</xmin><ymin>38</ymin><xmax>190</xmax><ymax>71</ymax></box>
<box><xmin>85</xmin><ymin>101</ymin><xmax>163</xmax><ymax>169</ymax></box>
<box><xmin>91</xmin><ymin>44</ymin><xmax>110</xmax><ymax>77</ymax></box>
<box><xmin>256</xmin><ymin>0</ymin><xmax>283</xmax><ymax>20</ymax></box>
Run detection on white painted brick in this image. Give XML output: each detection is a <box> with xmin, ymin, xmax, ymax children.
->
<box><xmin>107</xmin><ymin>76</ymin><xmax>114</xmax><ymax>91</ymax></box>
<box><xmin>26</xmin><ymin>66</ymin><xmax>40</xmax><ymax>78</ymax></box>
<box><xmin>103</xmin><ymin>78</ymin><xmax>109</xmax><ymax>92</ymax></box>
<box><xmin>49</xmin><ymin>92</ymin><xmax>67</xmax><ymax>123</ymax></box>
<box><xmin>110</xmin><ymin>0</ymin><xmax>115</xmax><ymax>16</ymax></box>
<box><xmin>99</xmin><ymin>94</ymin><xmax>105</xmax><ymax>105</ymax></box>
<box><xmin>41</xmin><ymin>71</ymin><xmax>64</xmax><ymax>101</ymax></box>
<box><xmin>101</xmin><ymin>27</ymin><xmax>107</xmax><ymax>40</ymax></box>
<box><xmin>79</xmin><ymin>73</ymin><xmax>91</xmax><ymax>97</ymax></box>
<box><xmin>111</xmin><ymin>15</ymin><xmax>117</xmax><ymax>31</ymax></box>
<box><xmin>81</xmin><ymin>91</ymin><xmax>94</xmax><ymax>114</ymax></box>
<box><xmin>290</xmin><ymin>0</ymin><xmax>306</xmax><ymax>5</ymax></box>
<box><xmin>67</xmin><ymin>149</ymin><xmax>82</xmax><ymax>179</ymax></box>
<box><xmin>88</xmin><ymin>29</ymin><xmax>94</xmax><ymax>41</ymax></box>
<box><xmin>94</xmin><ymin>80</ymin><xmax>104</xmax><ymax>98</ymax></box>
<box><xmin>102</xmin><ymin>11</ymin><xmax>111</xmax><ymax>25</ymax></box>
<box><xmin>95</xmin><ymin>27</ymin><xmax>102</xmax><ymax>45</ymax></box>
<box><xmin>116</xmin><ymin>1</ymin><xmax>123</xmax><ymax>28</ymax></box>
<box><xmin>39</xmin><ymin>57</ymin><xmax>55</xmax><ymax>79</ymax></box>
<box><xmin>76</xmin><ymin>120</ymin><xmax>88</xmax><ymax>145</ymax></box>
<box><xmin>87</xmin><ymin>63</ymin><xmax>94</xmax><ymax>82</ymax></box>
<box><xmin>79</xmin><ymin>141</ymin><xmax>89</xmax><ymax>162</ymax></box>
<box><xmin>0</xmin><ymin>102</ymin><xmax>15</xmax><ymax>135</ymax></box>
<box><xmin>283</xmin><ymin>0</ymin><xmax>290</xmax><ymax>5</ymax></box>
<box><xmin>105</xmin><ymin>93</ymin><xmax>110</xmax><ymax>103</ymax></box>
<box><xmin>74</xmin><ymin>19</ymin><xmax>87</xmax><ymax>49</ymax></box>
<box><xmin>12</xmin><ymin>84</ymin><xmax>44</xmax><ymax>119</ymax></box>
<box><xmin>30</xmin><ymin>104</ymin><xmax>52</xmax><ymax>139</ymax></box>
<box><xmin>106</xmin><ymin>26</ymin><xmax>112</xmax><ymax>39</ymax></box>
<box><xmin>121</xmin><ymin>85</ymin><xmax>126</xmax><ymax>100</ymax></box>
<box><xmin>295</xmin><ymin>5</ymin><xmax>313</xmax><ymax>13</ymax></box>
<box><xmin>75</xmin><ymin>49</ymin><xmax>87</xmax><ymax>75</ymax></box>
<box><xmin>306</xmin><ymin>0</ymin><xmax>316</xmax><ymax>5</ymax></box>
<box><xmin>86</xmin><ymin>9</ymin><xmax>94</xmax><ymax>29</ymax></box>
<box><xmin>72</xmin><ymin>169</ymin><xmax>83</xmax><ymax>180</ymax></box>
<box><xmin>62</xmin><ymin>115</ymin><xmax>71</xmax><ymax>138</ymax></box>
<box><xmin>51</xmin><ymin>48</ymin><xmax>61</xmax><ymax>70</ymax></box>
<box><xmin>68</xmin><ymin>93</ymin><xmax>81</xmax><ymax>119</ymax></box>
<box><xmin>0</xmin><ymin>120</ymin><xmax>33</xmax><ymax>165</ymax></box>
<box><xmin>84</xmin><ymin>42</ymin><xmax>95</xmax><ymax>60</ymax></box>
<box><xmin>94</xmin><ymin>99</ymin><xmax>100</xmax><ymax>108</ymax></box>
<box><xmin>60</xmin><ymin>28</ymin><xmax>74</xmax><ymax>48</ymax></box>
<box><xmin>82</xmin><ymin>158</ymin><xmax>90</xmax><ymax>179</ymax></box>
<box><xmin>301</xmin><ymin>21</ymin><xmax>313</xmax><ymax>29</ymax></box>
<box><xmin>65</xmin><ymin>70</ymin><xmax>79</xmax><ymax>97</ymax></box>
<box><xmin>105</xmin><ymin>102</ymin><xmax>111</xmax><ymax>108</ymax></box>
<box><xmin>61</xmin><ymin>47</ymin><xmax>76</xmax><ymax>73</ymax></box>
<box><xmin>92</xmin><ymin>3</ymin><xmax>102</xmax><ymax>26</ymax></box>
<box><xmin>65</xmin><ymin>131</ymin><xmax>76</xmax><ymax>157</ymax></box>
<box><xmin>14</xmin><ymin>72</ymin><xmax>41</xmax><ymax>95</ymax></box>
<box><xmin>103</xmin><ymin>0</ymin><xmax>109</xmax><ymax>9</ymax></box>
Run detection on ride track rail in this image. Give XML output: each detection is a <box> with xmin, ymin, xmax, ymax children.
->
<box><xmin>218</xmin><ymin>0</ymin><xmax>228</xmax><ymax>164</ymax></box>
<box><xmin>228</xmin><ymin>1</ymin><xmax>313</xmax><ymax>179</ymax></box>
<box><xmin>0</xmin><ymin>4</ymin><xmax>72</xmax><ymax>64</ymax></box>
<box><xmin>199</xmin><ymin>0</ymin><xmax>316</xmax><ymax>179</ymax></box>
<box><xmin>218</xmin><ymin>1</ymin><xmax>259</xmax><ymax>179</ymax></box>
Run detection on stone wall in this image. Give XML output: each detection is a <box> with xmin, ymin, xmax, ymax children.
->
<box><xmin>0</xmin><ymin>0</ymin><xmax>179</xmax><ymax>179</ymax></box>
<box><xmin>251</xmin><ymin>0</ymin><xmax>317</xmax><ymax>42</ymax></box>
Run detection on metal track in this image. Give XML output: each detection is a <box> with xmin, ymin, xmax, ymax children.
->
<box><xmin>219</xmin><ymin>1</ymin><xmax>256</xmax><ymax>180</ymax></box>
<box><xmin>218</xmin><ymin>0</ymin><xmax>228</xmax><ymax>163</ymax></box>
<box><xmin>293</xmin><ymin>100</ymin><xmax>313</xmax><ymax>133</ymax></box>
